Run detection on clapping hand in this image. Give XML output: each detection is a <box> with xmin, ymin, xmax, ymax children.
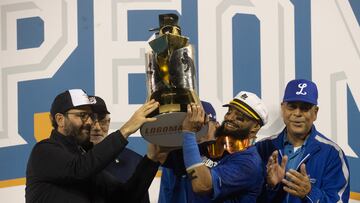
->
<box><xmin>282</xmin><ymin>164</ymin><xmax>311</xmax><ymax>199</ymax></box>
<box><xmin>266</xmin><ymin>150</ymin><xmax>288</xmax><ymax>188</ymax></box>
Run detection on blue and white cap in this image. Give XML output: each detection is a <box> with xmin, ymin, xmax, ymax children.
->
<box><xmin>283</xmin><ymin>79</ymin><xmax>318</xmax><ymax>105</ymax></box>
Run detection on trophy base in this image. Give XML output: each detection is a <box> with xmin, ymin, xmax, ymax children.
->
<box><xmin>148</xmin><ymin>88</ymin><xmax>200</xmax><ymax>117</ymax></box>
<box><xmin>159</xmin><ymin>104</ymin><xmax>181</xmax><ymax>113</ymax></box>
<box><xmin>140</xmin><ymin>112</ymin><xmax>208</xmax><ymax>147</ymax></box>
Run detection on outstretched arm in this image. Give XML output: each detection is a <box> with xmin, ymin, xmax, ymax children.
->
<box><xmin>182</xmin><ymin>104</ymin><xmax>213</xmax><ymax>194</ymax></box>
<box><xmin>120</xmin><ymin>99</ymin><xmax>159</xmax><ymax>138</ymax></box>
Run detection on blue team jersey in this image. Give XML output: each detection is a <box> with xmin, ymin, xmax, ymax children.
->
<box><xmin>159</xmin><ymin>146</ymin><xmax>264</xmax><ymax>203</ymax></box>
<box><xmin>211</xmin><ymin>146</ymin><xmax>264</xmax><ymax>202</ymax></box>
<box><xmin>159</xmin><ymin>167</ymin><xmax>212</xmax><ymax>203</ymax></box>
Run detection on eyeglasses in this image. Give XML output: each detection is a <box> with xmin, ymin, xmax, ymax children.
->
<box><xmin>93</xmin><ymin>115</ymin><xmax>110</xmax><ymax>126</ymax></box>
<box><xmin>91</xmin><ymin>113</ymin><xmax>107</xmax><ymax>121</ymax></box>
<box><xmin>65</xmin><ymin>112</ymin><xmax>95</xmax><ymax>122</ymax></box>
<box><xmin>65</xmin><ymin>112</ymin><xmax>110</xmax><ymax>125</ymax></box>
<box><xmin>99</xmin><ymin>119</ymin><xmax>110</xmax><ymax>126</ymax></box>
<box><xmin>207</xmin><ymin>135</ymin><xmax>255</xmax><ymax>159</ymax></box>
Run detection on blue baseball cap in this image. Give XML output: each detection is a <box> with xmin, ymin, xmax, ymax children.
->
<box><xmin>283</xmin><ymin>79</ymin><xmax>318</xmax><ymax>105</ymax></box>
<box><xmin>201</xmin><ymin>101</ymin><xmax>217</xmax><ymax>122</ymax></box>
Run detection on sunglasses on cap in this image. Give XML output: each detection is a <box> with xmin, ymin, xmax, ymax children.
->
<box><xmin>207</xmin><ymin>135</ymin><xmax>255</xmax><ymax>159</ymax></box>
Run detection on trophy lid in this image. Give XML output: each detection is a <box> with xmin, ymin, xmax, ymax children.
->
<box><xmin>159</xmin><ymin>13</ymin><xmax>179</xmax><ymax>28</ymax></box>
<box><xmin>148</xmin><ymin>13</ymin><xmax>189</xmax><ymax>54</ymax></box>
<box><xmin>149</xmin><ymin>13</ymin><xmax>181</xmax><ymax>35</ymax></box>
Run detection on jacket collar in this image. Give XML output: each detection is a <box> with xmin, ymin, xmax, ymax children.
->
<box><xmin>273</xmin><ymin>126</ymin><xmax>321</xmax><ymax>158</ymax></box>
<box><xmin>50</xmin><ymin>130</ymin><xmax>92</xmax><ymax>154</ymax></box>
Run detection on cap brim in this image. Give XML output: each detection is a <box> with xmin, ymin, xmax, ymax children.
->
<box><xmin>149</xmin><ymin>27</ymin><xmax>160</xmax><ymax>31</ymax></box>
<box><xmin>92</xmin><ymin>106</ymin><xmax>110</xmax><ymax>114</ymax></box>
<box><xmin>66</xmin><ymin>104</ymin><xmax>94</xmax><ymax>112</ymax></box>
<box><xmin>222</xmin><ymin>104</ymin><xmax>247</xmax><ymax>115</ymax></box>
<box><xmin>283</xmin><ymin>98</ymin><xmax>317</xmax><ymax>105</ymax></box>
<box><xmin>222</xmin><ymin>103</ymin><xmax>264</xmax><ymax>126</ymax></box>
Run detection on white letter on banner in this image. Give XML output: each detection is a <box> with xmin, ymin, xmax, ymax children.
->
<box><xmin>93</xmin><ymin>0</ymin><xmax>181</xmax><ymax>135</ymax></box>
<box><xmin>0</xmin><ymin>0</ymin><xmax>77</xmax><ymax>147</ymax></box>
<box><xmin>198</xmin><ymin>0</ymin><xmax>296</xmax><ymax>138</ymax></box>
<box><xmin>312</xmin><ymin>0</ymin><xmax>359</xmax><ymax>157</ymax></box>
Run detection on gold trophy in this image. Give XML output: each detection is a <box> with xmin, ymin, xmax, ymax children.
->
<box><xmin>140</xmin><ymin>14</ymin><xmax>207</xmax><ymax>146</ymax></box>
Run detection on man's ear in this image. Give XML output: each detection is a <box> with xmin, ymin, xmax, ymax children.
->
<box><xmin>313</xmin><ymin>105</ymin><xmax>319</xmax><ymax>121</ymax></box>
<box><xmin>250</xmin><ymin>122</ymin><xmax>261</xmax><ymax>135</ymax></box>
<box><xmin>55</xmin><ymin>113</ymin><xmax>65</xmax><ymax>128</ymax></box>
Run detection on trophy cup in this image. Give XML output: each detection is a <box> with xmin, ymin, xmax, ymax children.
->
<box><xmin>140</xmin><ymin>13</ymin><xmax>208</xmax><ymax>146</ymax></box>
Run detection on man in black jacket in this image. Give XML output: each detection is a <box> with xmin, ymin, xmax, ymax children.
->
<box><xmin>26</xmin><ymin>89</ymin><xmax>164</xmax><ymax>203</ymax></box>
<box><xmin>90</xmin><ymin>95</ymin><xmax>151</xmax><ymax>203</ymax></box>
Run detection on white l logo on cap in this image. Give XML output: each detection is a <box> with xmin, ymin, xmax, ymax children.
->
<box><xmin>296</xmin><ymin>83</ymin><xmax>307</xmax><ymax>95</ymax></box>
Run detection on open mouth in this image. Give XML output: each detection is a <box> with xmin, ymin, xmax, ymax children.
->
<box><xmin>224</xmin><ymin>121</ymin><xmax>238</xmax><ymax>130</ymax></box>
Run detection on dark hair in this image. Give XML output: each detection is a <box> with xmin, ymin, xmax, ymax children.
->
<box><xmin>50</xmin><ymin>114</ymin><xmax>58</xmax><ymax>129</ymax></box>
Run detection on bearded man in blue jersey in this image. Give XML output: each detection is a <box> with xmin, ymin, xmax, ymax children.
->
<box><xmin>181</xmin><ymin>91</ymin><xmax>268</xmax><ymax>202</ymax></box>
<box><xmin>159</xmin><ymin>101</ymin><xmax>219</xmax><ymax>203</ymax></box>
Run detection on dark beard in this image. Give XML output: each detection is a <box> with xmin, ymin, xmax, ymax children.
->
<box><xmin>215</xmin><ymin>121</ymin><xmax>250</xmax><ymax>139</ymax></box>
<box><xmin>64</xmin><ymin>121</ymin><xmax>91</xmax><ymax>147</ymax></box>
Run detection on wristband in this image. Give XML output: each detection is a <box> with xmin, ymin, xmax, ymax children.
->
<box><xmin>182</xmin><ymin>131</ymin><xmax>202</xmax><ymax>170</ymax></box>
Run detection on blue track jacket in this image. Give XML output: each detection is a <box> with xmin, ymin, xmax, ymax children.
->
<box><xmin>255</xmin><ymin>126</ymin><xmax>350</xmax><ymax>203</ymax></box>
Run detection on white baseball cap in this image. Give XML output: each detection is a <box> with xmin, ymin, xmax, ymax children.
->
<box><xmin>223</xmin><ymin>91</ymin><xmax>268</xmax><ymax>126</ymax></box>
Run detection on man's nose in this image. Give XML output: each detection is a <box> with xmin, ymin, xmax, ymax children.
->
<box><xmin>292</xmin><ymin>107</ymin><xmax>302</xmax><ymax>115</ymax></box>
<box><xmin>91</xmin><ymin>120</ymin><xmax>101</xmax><ymax>130</ymax></box>
<box><xmin>225</xmin><ymin>111</ymin><xmax>236</xmax><ymax>120</ymax></box>
<box><xmin>84</xmin><ymin>115</ymin><xmax>94</xmax><ymax>125</ymax></box>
